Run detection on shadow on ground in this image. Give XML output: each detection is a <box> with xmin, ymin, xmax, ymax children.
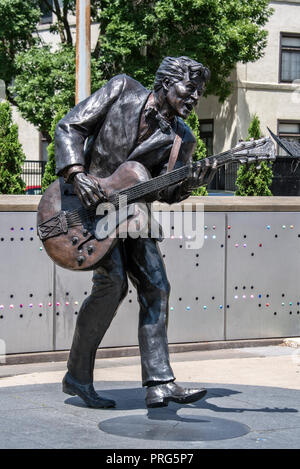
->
<box><xmin>64</xmin><ymin>385</ymin><xmax>299</xmax><ymax>442</ymax></box>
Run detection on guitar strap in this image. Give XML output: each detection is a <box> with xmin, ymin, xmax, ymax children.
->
<box><xmin>167</xmin><ymin>119</ymin><xmax>185</xmax><ymax>172</ymax></box>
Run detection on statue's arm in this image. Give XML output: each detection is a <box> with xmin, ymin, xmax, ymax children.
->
<box><xmin>54</xmin><ymin>74</ymin><xmax>126</xmax><ymax>176</ymax></box>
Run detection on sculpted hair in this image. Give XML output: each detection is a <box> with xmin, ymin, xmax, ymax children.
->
<box><xmin>154</xmin><ymin>56</ymin><xmax>210</xmax><ymax>92</ymax></box>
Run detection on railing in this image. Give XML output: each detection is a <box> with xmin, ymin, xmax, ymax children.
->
<box><xmin>21</xmin><ymin>160</ymin><xmax>46</xmax><ymax>192</ymax></box>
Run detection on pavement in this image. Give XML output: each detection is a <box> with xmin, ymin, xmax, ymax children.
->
<box><xmin>0</xmin><ymin>344</ymin><xmax>299</xmax><ymax>449</ymax></box>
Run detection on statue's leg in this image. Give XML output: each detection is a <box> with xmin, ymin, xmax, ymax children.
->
<box><xmin>125</xmin><ymin>237</ymin><xmax>175</xmax><ymax>386</ymax></box>
<box><xmin>67</xmin><ymin>240</ymin><xmax>128</xmax><ymax>385</ymax></box>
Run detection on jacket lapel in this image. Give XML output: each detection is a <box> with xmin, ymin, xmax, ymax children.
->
<box><xmin>127</xmin><ymin>126</ymin><xmax>175</xmax><ymax>161</ymax></box>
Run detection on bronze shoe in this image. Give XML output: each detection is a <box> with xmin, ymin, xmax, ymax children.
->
<box><xmin>146</xmin><ymin>382</ymin><xmax>207</xmax><ymax>408</ymax></box>
<box><xmin>62</xmin><ymin>372</ymin><xmax>115</xmax><ymax>409</ymax></box>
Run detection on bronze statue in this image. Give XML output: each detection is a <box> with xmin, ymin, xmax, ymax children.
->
<box><xmin>41</xmin><ymin>56</ymin><xmax>274</xmax><ymax>409</ymax></box>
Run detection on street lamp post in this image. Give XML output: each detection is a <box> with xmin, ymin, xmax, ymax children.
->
<box><xmin>75</xmin><ymin>0</ymin><xmax>91</xmax><ymax>104</ymax></box>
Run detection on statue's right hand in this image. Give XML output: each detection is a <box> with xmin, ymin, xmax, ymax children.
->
<box><xmin>73</xmin><ymin>173</ymin><xmax>106</xmax><ymax>209</ymax></box>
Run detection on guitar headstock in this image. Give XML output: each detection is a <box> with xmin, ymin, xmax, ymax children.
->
<box><xmin>233</xmin><ymin>137</ymin><xmax>276</xmax><ymax>167</ymax></box>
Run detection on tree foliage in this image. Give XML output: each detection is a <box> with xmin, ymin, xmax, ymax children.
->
<box><xmin>5</xmin><ymin>0</ymin><xmax>273</xmax><ymax>137</ymax></box>
<box><xmin>12</xmin><ymin>45</ymin><xmax>104</xmax><ymax>139</ymax></box>
<box><xmin>0</xmin><ymin>101</ymin><xmax>26</xmax><ymax>194</ymax></box>
<box><xmin>0</xmin><ymin>0</ymin><xmax>40</xmax><ymax>98</ymax></box>
<box><xmin>235</xmin><ymin>114</ymin><xmax>273</xmax><ymax>196</ymax></box>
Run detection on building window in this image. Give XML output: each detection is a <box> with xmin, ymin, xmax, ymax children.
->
<box><xmin>280</xmin><ymin>33</ymin><xmax>300</xmax><ymax>82</ymax></box>
<box><xmin>199</xmin><ymin>120</ymin><xmax>213</xmax><ymax>156</ymax></box>
<box><xmin>278</xmin><ymin>121</ymin><xmax>300</xmax><ymax>155</ymax></box>
<box><xmin>40</xmin><ymin>0</ymin><xmax>53</xmax><ymax>24</ymax></box>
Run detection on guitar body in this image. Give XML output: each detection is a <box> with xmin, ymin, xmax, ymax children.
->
<box><xmin>37</xmin><ymin>161</ymin><xmax>150</xmax><ymax>271</ymax></box>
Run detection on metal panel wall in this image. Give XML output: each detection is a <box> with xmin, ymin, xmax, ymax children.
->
<box><xmin>226</xmin><ymin>212</ymin><xmax>300</xmax><ymax>339</ymax></box>
<box><xmin>54</xmin><ymin>211</ymin><xmax>226</xmax><ymax>350</ymax></box>
<box><xmin>1</xmin><ymin>210</ymin><xmax>299</xmax><ymax>355</ymax></box>
<box><xmin>0</xmin><ymin>213</ymin><xmax>53</xmax><ymax>353</ymax></box>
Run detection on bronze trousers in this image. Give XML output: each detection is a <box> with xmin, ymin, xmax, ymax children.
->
<box><xmin>67</xmin><ymin>237</ymin><xmax>175</xmax><ymax>386</ymax></box>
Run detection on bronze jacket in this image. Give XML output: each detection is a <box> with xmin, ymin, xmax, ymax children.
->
<box><xmin>55</xmin><ymin>74</ymin><xmax>196</xmax><ymax>204</ymax></box>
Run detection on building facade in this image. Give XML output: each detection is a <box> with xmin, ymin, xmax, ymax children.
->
<box><xmin>197</xmin><ymin>0</ymin><xmax>300</xmax><ymax>190</ymax></box>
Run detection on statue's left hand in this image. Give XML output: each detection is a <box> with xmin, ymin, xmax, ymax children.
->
<box><xmin>182</xmin><ymin>158</ymin><xmax>218</xmax><ymax>191</ymax></box>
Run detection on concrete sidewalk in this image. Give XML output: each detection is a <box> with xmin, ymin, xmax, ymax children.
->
<box><xmin>0</xmin><ymin>344</ymin><xmax>299</xmax><ymax>449</ymax></box>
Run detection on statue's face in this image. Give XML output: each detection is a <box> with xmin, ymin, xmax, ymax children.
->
<box><xmin>164</xmin><ymin>72</ymin><xmax>204</xmax><ymax>119</ymax></box>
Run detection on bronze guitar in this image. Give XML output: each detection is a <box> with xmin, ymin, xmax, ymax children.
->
<box><xmin>37</xmin><ymin>137</ymin><xmax>275</xmax><ymax>271</ymax></box>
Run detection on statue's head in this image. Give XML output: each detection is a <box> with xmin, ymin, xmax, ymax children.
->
<box><xmin>154</xmin><ymin>56</ymin><xmax>210</xmax><ymax>119</ymax></box>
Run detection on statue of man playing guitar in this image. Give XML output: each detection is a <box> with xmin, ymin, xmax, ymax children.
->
<box><xmin>49</xmin><ymin>56</ymin><xmax>273</xmax><ymax>409</ymax></box>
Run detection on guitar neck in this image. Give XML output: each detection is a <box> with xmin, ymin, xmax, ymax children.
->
<box><xmin>108</xmin><ymin>137</ymin><xmax>273</xmax><ymax>207</ymax></box>
<box><xmin>109</xmin><ymin>150</ymin><xmax>235</xmax><ymax>208</ymax></box>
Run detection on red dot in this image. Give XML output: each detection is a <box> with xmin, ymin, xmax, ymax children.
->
<box><xmin>266</xmin><ymin>303</ymin><xmax>270</xmax><ymax>307</ymax></box>
<box><xmin>259</xmin><ymin>243</ymin><xmax>262</xmax><ymax>247</ymax></box>
<box><xmin>228</xmin><ymin>226</ymin><xmax>231</xmax><ymax>229</ymax></box>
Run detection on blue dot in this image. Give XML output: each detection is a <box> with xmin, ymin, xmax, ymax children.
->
<box><xmin>186</xmin><ymin>306</ymin><xmax>190</xmax><ymax>311</ymax></box>
<box><xmin>258</xmin><ymin>294</ymin><xmax>262</xmax><ymax>298</ymax></box>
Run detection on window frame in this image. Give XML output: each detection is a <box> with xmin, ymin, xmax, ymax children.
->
<box><xmin>277</xmin><ymin>119</ymin><xmax>300</xmax><ymax>156</ymax></box>
<box><xmin>198</xmin><ymin>119</ymin><xmax>214</xmax><ymax>157</ymax></box>
<box><xmin>279</xmin><ymin>32</ymin><xmax>300</xmax><ymax>83</ymax></box>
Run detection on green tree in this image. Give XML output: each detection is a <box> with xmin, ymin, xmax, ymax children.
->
<box><xmin>8</xmin><ymin>0</ymin><xmax>273</xmax><ymax>137</ymax></box>
<box><xmin>185</xmin><ymin>109</ymin><xmax>208</xmax><ymax>196</ymax></box>
<box><xmin>12</xmin><ymin>45</ymin><xmax>104</xmax><ymax>140</ymax></box>
<box><xmin>0</xmin><ymin>0</ymin><xmax>40</xmax><ymax>100</ymax></box>
<box><xmin>235</xmin><ymin>114</ymin><xmax>273</xmax><ymax>196</ymax></box>
<box><xmin>41</xmin><ymin>108</ymin><xmax>67</xmax><ymax>191</ymax></box>
<box><xmin>0</xmin><ymin>101</ymin><xmax>26</xmax><ymax>194</ymax></box>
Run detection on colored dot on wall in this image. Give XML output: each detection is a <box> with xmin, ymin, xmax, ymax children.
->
<box><xmin>250</xmin><ymin>295</ymin><xmax>254</xmax><ymax>299</ymax></box>
<box><xmin>170</xmin><ymin>307</ymin><xmax>174</xmax><ymax>311</ymax></box>
<box><xmin>289</xmin><ymin>302</ymin><xmax>293</xmax><ymax>306</ymax></box>
<box><xmin>204</xmin><ymin>226</ymin><xmax>208</xmax><ymax>230</ymax></box>
<box><xmin>259</xmin><ymin>243</ymin><xmax>262</xmax><ymax>247</ymax></box>
<box><xmin>219</xmin><ymin>305</ymin><xmax>223</xmax><ymax>309</ymax></box>
<box><xmin>212</xmin><ymin>235</ymin><xmax>216</xmax><ymax>239</ymax></box>
<box><xmin>29</xmin><ymin>304</ymin><xmax>33</xmax><ymax>308</ymax></box>
<box><xmin>290</xmin><ymin>225</ymin><xmax>294</xmax><ymax>229</ymax></box>
<box><xmin>74</xmin><ymin>301</ymin><xmax>79</xmax><ymax>305</ymax></box>
<box><xmin>56</xmin><ymin>302</ymin><xmax>60</xmax><ymax>306</ymax></box>
<box><xmin>282</xmin><ymin>303</ymin><xmax>285</xmax><ymax>306</ymax></box>
<box><xmin>39</xmin><ymin>247</ymin><xmax>43</xmax><ymax>251</ymax></box>
<box><xmin>20</xmin><ymin>304</ymin><xmax>23</xmax><ymax>308</ymax></box>
<box><xmin>65</xmin><ymin>302</ymin><xmax>69</xmax><ymax>306</ymax></box>
<box><xmin>48</xmin><ymin>303</ymin><xmax>52</xmax><ymax>307</ymax></box>
<box><xmin>0</xmin><ymin>305</ymin><xmax>4</xmax><ymax>309</ymax></box>
<box><xmin>258</xmin><ymin>294</ymin><xmax>262</xmax><ymax>298</ymax></box>
<box><xmin>243</xmin><ymin>244</ymin><xmax>247</xmax><ymax>247</ymax></box>
<box><xmin>186</xmin><ymin>306</ymin><xmax>190</xmax><ymax>310</ymax></box>
<box><xmin>234</xmin><ymin>295</ymin><xmax>238</xmax><ymax>299</ymax></box>
<box><xmin>235</xmin><ymin>243</ymin><xmax>239</xmax><ymax>248</ymax></box>
<box><xmin>228</xmin><ymin>226</ymin><xmax>231</xmax><ymax>229</ymax></box>
<box><xmin>39</xmin><ymin>303</ymin><xmax>43</xmax><ymax>307</ymax></box>
<box><xmin>267</xmin><ymin>225</ymin><xmax>271</xmax><ymax>230</ymax></box>
<box><xmin>242</xmin><ymin>295</ymin><xmax>246</xmax><ymax>299</ymax></box>
<box><xmin>266</xmin><ymin>303</ymin><xmax>270</xmax><ymax>307</ymax></box>
<box><xmin>203</xmin><ymin>306</ymin><xmax>207</xmax><ymax>310</ymax></box>
<box><xmin>282</xmin><ymin>225</ymin><xmax>286</xmax><ymax>229</ymax></box>
<box><xmin>204</xmin><ymin>235</ymin><xmax>208</xmax><ymax>239</ymax></box>
<box><xmin>213</xmin><ymin>226</ymin><xmax>216</xmax><ymax>230</ymax></box>
<box><xmin>9</xmin><ymin>304</ymin><xmax>14</xmax><ymax>309</ymax></box>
